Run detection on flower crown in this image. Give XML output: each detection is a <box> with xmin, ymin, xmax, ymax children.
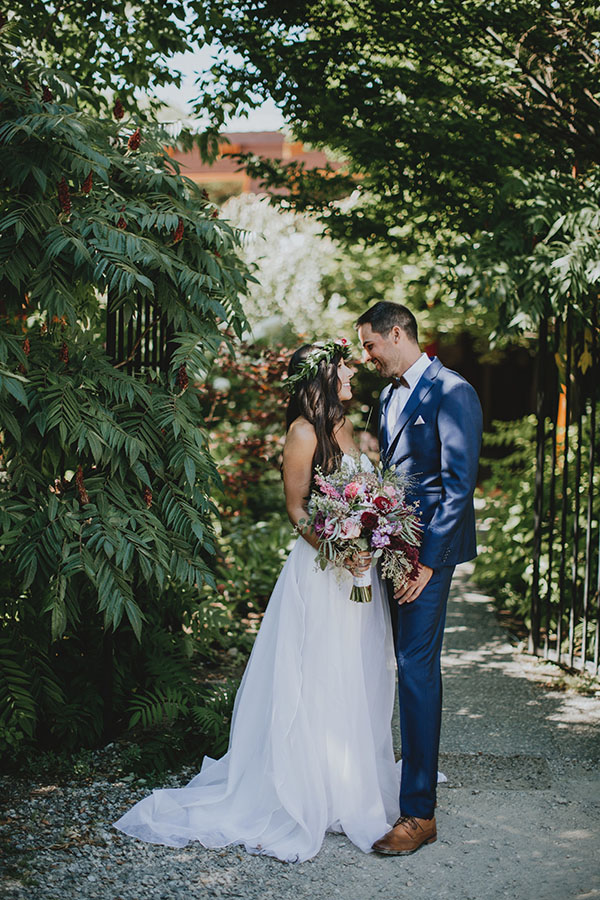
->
<box><xmin>284</xmin><ymin>338</ymin><xmax>353</xmax><ymax>395</ymax></box>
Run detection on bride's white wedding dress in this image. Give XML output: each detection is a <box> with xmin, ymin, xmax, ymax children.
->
<box><xmin>114</xmin><ymin>455</ymin><xmax>425</xmax><ymax>862</ymax></box>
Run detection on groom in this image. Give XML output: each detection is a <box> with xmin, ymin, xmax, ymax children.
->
<box><xmin>356</xmin><ymin>302</ymin><xmax>482</xmax><ymax>855</ymax></box>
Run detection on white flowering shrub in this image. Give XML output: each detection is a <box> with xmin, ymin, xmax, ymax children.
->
<box><xmin>223</xmin><ymin>194</ymin><xmax>346</xmax><ymax>337</ymax></box>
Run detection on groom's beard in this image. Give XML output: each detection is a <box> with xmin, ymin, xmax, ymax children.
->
<box><xmin>371</xmin><ymin>360</ymin><xmax>395</xmax><ymax>378</ymax></box>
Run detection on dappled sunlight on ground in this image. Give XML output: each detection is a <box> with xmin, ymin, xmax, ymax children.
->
<box><xmin>2</xmin><ymin>561</ymin><xmax>598</xmax><ymax>900</ymax></box>
<box><xmin>440</xmin><ymin>565</ymin><xmax>600</xmax><ymax>762</ymax></box>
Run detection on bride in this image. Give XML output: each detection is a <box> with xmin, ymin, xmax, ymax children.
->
<box><xmin>113</xmin><ymin>339</ymin><xmax>402</xmax><ymax>862</ymax></box>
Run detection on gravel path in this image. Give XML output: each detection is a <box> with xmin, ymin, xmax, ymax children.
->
<box><xmin>2</xmin><ymin>562</ymin><xmax>599</xmax><ymax>900</ymax></box>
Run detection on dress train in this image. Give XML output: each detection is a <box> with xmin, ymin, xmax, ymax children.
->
<box><xmin>114</xmin><ymin>534</ymin><xmax>402</xmax><ymax>862</ymax></box>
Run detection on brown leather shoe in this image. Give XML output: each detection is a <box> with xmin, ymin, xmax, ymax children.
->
<box><xmin>372</xmin><ymin>815</ymin><xmax>437</xmax><ymax>855</ymax></box>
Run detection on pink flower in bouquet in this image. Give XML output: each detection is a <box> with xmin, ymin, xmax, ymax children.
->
<box><xmin>340</xmin><ymin>518</ymin><xmax>361</xmax><ymax>540</ymax></box>
<box><xmin>360</xmin><ymin>510</ymin><xmax>379</xmax><ymax>529</ymax></box>
<box><xmin>315</xmin><ymin>475</ymin><xmax>341</xmax><ymax>500</ymax></box>
<box><xmin>322</xmin><ymin>517</ymin><xmax>337</xmax><ymax>538</ymax></box>
<box><xmin>373</xmin><ymin>495</ymin><xmax>393</xmax><ymax>513</ymax></box>
<box><xmin>344</xmin><ymin>481</ymin><xmax>362</xmax><ymax>500</ymax></box>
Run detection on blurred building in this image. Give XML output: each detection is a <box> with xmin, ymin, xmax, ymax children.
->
<box><xmin>167</xmin><ymin>132</ymin><xmax>338</xmax><ymax>203</ymax></box>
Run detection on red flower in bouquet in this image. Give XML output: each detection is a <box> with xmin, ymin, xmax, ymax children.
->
<box><xmin>373</xmin><ymin>495</ymin><xmax>393</xmax><ymax>513</ymax></box>
<box><xmin>360</xmin><ymin>510</ymin><xmax>379</xmax><ymax>530</ymax></box>
<box><xmin>390</xmin><ymin>538</ymin><xmax>420</xmax><ymax>578</ymax></box>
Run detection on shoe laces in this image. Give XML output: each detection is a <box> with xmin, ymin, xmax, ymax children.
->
<box><xmin>394</xmin><ymin>815</ymin><xmax>418</xmax><ymax>831</ymax></box>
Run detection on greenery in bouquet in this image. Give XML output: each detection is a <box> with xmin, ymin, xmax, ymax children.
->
<box><xmin>301</xmin><ymin>456</ymin><xmax>422</xmax><ymax>603</ymax></box>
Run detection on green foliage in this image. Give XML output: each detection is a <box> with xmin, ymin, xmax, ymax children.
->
<box><xmin>0</xmin><ymin>636</ymin><xmax>37</xmax><ymax>755</ymax></box>
<box><xmin>116</xmin><ymin>678</ymin><xmax>238</xmax><ymax>776</ymax></box>
<box><xmin>195</xmin><ymin>339</ymin><xmax>298</xmax><ymax>616</ymax></box>
<box><xmin>197</xmin><ymin>341</ymin><xmax>289</xmax><ymax>515</ymax></box>
<box><xmin>8</xmin><ymin>1</ymin><xmax>205</xmax><ymax>117</ymax></box>
<box><xmin>0</xmin><ymin>35</ymin><xmax>253</xmax><ymax>762</ymax></box>
<box><xmin>198</xmin><ymin>0</ymin><xmax>598</xmax><ymax>224</ymax></box>
<box><xmin>191</xmin><ymin>681</ymin><xmax>238</xmax><ymax>757</ymax></box>
<box><xmin>197</xmin><ymin>0</ymin><xmax>600</xmax><ymax>337</ymax></box>
<box><xmin>475</xmin><ymin>413</ymin><xmax>600</xmax><ymax>658</ymax></box>
<box><xmin>475</xmin><ymin>417</ymin><xmax>538</xmax><ymax>614</ymax></box>
<box><xmin>457</xmin><ymin>170</ymin><xmax>600</xmax><ymax>340</ymax></box>
<box><xmin>222</xmin><ymin>194</ymin><xmax>492</xmax><ymax>348</ymax></box>
<box><xmin>127</xmin><ymin>679</ymin><xmax>237</xmax><ymax>762</ymax></box>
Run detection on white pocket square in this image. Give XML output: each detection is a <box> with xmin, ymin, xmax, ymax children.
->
<box><xmin>414</xmin><ymin>415</ymin><xmax>425</xmax><ymax>425</ymax></box>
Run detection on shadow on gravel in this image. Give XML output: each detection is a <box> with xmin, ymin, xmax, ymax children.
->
<box><xmin>441</xmin><ymin>577</ymin><xmax>600</xmax><ymax>762</ymax></box>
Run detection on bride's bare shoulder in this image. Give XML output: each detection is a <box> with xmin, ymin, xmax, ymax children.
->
<box><xmin>286</xmin><ymin>416</ymin><xmax>317</xmax><ymax>442</ymax></box>
<box><xmin>284</xmin><ymin>417</ymin><xmax>317</xmax><ymax>459</ymax></box>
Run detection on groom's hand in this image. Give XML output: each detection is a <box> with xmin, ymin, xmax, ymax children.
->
<box><xmin>395</xmin><ymin>564</ymin><xmax>433</xmax><ymax>604</ymax></box>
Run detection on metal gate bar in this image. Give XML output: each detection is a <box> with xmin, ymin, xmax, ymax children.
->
<box><xmin>556</xmin><ymin>310</ymin><xmax>572</xmax><ymax>665</ymax></box>
<box><xmin>530</xmin><ymin>316</ymin><xmax>547</xmax><ymax>653</ymax></box>
<box><xmin>530</xmin><ymin>308</ymin><xmax>599</xmax><ymax>674</ymax></box>
<box><xmin>106</xmin><ymin>296</ymin><xmax>173</xmax><ymax>374</ymax></box>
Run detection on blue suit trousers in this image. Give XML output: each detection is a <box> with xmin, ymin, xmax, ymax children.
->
<box><xmin>393</xmin><ymin>565</ymin><xmax>455</xmax><ymax>820</ymax></box>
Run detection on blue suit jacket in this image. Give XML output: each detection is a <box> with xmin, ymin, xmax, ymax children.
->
<box><xmin>379</xmin><ymin>357</ymin><xmax>483</xmax><ymax>570</ymax></box>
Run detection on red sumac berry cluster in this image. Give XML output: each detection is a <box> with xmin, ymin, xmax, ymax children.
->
<box><xmin>127</xmin><ymin>128</ymin><xmax>141</xmax><ymax>151</ymax></box>
<box><xmin>75</xmin><ymin>465</ymin><xmax>90</xmax><ymax>505</ymax></box>
<box><xmin>173</xmin><ymin>218</ymin><xmax>184</xmax><ymax>244</ymax></box>
<box><xmin>176</xmin><ymin>364</ymin><xmax>189</xmax><ymax>391</ymax></box>
<box><xmin>58</xmin><ymin>178</ymin><xmax>71</xmax><ymax>215</ymax></box>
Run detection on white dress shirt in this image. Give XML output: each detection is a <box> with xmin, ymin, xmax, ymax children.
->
<box><xmin>385</xmin><ymin>352</ymin><xmax>432</xmax><ymax>434</ymax></box>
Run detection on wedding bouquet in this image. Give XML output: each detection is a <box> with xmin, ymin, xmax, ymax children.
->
<box><xmin>301</xmin><ymin>455</ymin><xmax>422</xmax><ymax>602</ymax></box>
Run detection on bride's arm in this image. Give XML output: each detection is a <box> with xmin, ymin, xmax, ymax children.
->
<box><xmin>282</xmin><ymin>419</ymin><xmax>320</xmax><ymax>549</ymax></box>
<box><xmin>282</xmin><ymin>420</ymin><xmax>369</xmax><ymax>574</ymax></box>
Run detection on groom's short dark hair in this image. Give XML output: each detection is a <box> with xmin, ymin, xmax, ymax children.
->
<box><xmin>356</xmin><ymin>302</ymin><xmax>419</xmax><ymax>344</ymax></box>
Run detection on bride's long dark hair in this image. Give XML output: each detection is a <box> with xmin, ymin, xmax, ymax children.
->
<box><xmin>285</xmin><ymin>344</ymin><xmax>346</xmax><ymax>476</ymax></box>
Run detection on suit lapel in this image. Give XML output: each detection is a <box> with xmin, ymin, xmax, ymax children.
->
<box><xmin>384</xmin><ymin>358</ymin><xmax>442</xmax><ymax>461</ymax></box>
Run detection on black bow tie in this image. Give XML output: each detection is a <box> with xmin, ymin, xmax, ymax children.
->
<box><xmin>390</xmin><ymin>375</ymin><xmax>409</xmax><ymax>389</ymax></box>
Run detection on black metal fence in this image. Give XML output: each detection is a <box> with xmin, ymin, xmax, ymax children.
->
<box><xmin>530</xmin><ymin>310</ymin><xmax>599</xmax><ymax>674</ymax></box>
<box><xmin>106</xmin><ymin>297</ymin><xmax>174</xmax><ymax>373</ymax></box>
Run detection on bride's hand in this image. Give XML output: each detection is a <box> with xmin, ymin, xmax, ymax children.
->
<box><xmin>346</xmin><ymin>551</ymin><xmax>372</xmax><ymax>577</ymax></box>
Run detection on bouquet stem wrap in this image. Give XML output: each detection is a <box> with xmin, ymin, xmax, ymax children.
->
<box><xmin>351</xmin><ymin>569</ymin><xmax>372</xmax><ymax>603</ymax></box>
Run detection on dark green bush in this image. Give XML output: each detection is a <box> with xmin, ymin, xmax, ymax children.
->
<box><xmin>0</xmin><ymin>44</ymin><xmax>252</xmax><ymax>765</ymax></box>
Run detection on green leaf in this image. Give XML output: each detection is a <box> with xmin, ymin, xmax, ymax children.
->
<box><xmin>124</xmin><ymin>599</ymin><xmax>144</xmax><ymax>642</ymax></box>
<box><xmin>2</xmin><ymin>375</ymin><xmax>29</xmax><ymax>408</ymax></box>
<box><xmin>132</xmin><ymin>461</ymin><xmax>151</xmax><ymax>487</ymax></box>
<box><xmin>48</xmin><ymin>494</ymin><xmax>58</xmax><ymax>522</ymax></box>
<box><xmin>184</xmin><ymin>456</ymin><xmax>196</xmax><ymax>488</ymax></box>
